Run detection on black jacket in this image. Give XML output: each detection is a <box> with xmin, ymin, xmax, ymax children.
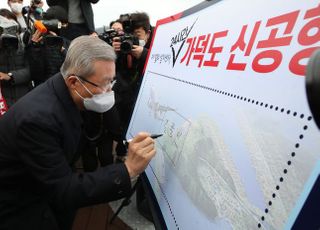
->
<box><xmin>0</xmin><ymin>46</ymin><xmax>31</xmax><ymax>108</ymax></box>
<box><xmin>113</xmin><ymin>47</ymin><xmax>149</xmax><ymax>132</ymax></box>
<box><xmin>0</xmin><ymin>73</ymin><xmax>131</xmax><ymax>230</ymax></box>
<box><xmin>46</xmin><ymin>0</ymin><xmax>99</xmax><ymax>33</ymax></box>
<box><xmin>26</xmin><ymin>36</ymin><xmax>67</xmax><ymax>86</ymax></box>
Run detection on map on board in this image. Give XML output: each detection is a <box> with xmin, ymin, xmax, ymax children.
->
<box><xmin>127</xmin><ymin>1</ymin><xmax>320</xmax><ymax>229</ymax></box>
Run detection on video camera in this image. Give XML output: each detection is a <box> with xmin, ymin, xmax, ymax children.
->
<box><xmin>99</xmin><ymin>14</ymin><xmax>139</xmax><ymax>54</ymax></box>
<box><xmin>23</xmin><ymin>3</ymin><xmax>67</xmax><ymax>35</ymax></box>
<box><xmin>31</xmin><ymin>19</ymin><xmax>66</xmax><ymax>34</ymax></box>
<box><xmin>118</xmin><ymin>32</ymin><xmax>139</xmax><ymax>54</ymax></box>
<box><xmin>119</xmin><ymin>14</ymin><xmax>139</xmax><ymax>53</ymax></box>
<box><xmin>98</xmin><ymin>28</ymin><xmax>120</xmax><ymax>46</ymax></box>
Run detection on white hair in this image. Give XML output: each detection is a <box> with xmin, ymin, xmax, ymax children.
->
<box><xmin>60</xmin><ymin>35</ymin><xmax>116</xmax><ymax>79</ymax></box>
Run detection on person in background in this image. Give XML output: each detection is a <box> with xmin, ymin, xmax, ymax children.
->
<box><xmin>29</xmin><ymin>0</ymin><xmax>45</xmax><ymax>20</ymax></box>
<box><xmin>7</xmin><ymin>0</ymin><xmax>27</xmax><ymax>31</ymax></box>
<box><xmin>46</xmin><ymin>0</ymin><xmax>99</xmax><ymax>40</ymax></box>
<box><xmin>0</xmin><ymin>10</ymin><xmax>31</xmax><ymax>108</ymax></box>
<box><xmin>112</xmin><ymin>12</ymin><xmax>153</xmax><ymax>134</ymax></box>
<box><xmin>110</xmin><ymin>19</ymin><xmax>123</xmax><ymax>33</ymax></box>
<box><xmin>76</xmin><ymin>19</ymin><xmax>124</xmax><ymax>173</ymax></box>
<box><xmin>0</xmin><ymin>35</ymin><xmax>156</xmax><ymax>230</ymax></box>
<box><xmin>112</xmin><ymin>12</ymin><xmax>154</xmax><ymax>222</ymax></box>
<box><xmin>26</xmin><ymin>5</ymin><xmax>69</xmax><ymax>86</ymax></box>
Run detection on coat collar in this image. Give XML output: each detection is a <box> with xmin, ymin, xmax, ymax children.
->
<box><xmin>51</xmin><ymin>73</ymin><xmax>83</xmax><ymax>125</ymax></box>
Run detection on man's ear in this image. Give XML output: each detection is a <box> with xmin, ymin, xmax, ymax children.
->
<box><xmin>65</xmin><ymin>75</ymin><xmax>78</xmax><ymax>90</ymax></box>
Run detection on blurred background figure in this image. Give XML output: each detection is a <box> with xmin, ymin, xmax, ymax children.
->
<box><xmin>46</xmin><ymin>0</ymin><xmax>99</xmax><ymax>40</ymax></box>
<box><xmin>26</xmin><ymin>5</ymin><xmax>69</xmax><ymax>86</ymax></box>
<box><xmin>110</xmin><ymin>19</ymin><xmax>123</xmax><ymax>33</ymax></box>
<box><xmin>0</xmin><ymin>10</ymin><xmax>31</xmax><ymax>109</ymax></box>
<box><xmin>23</xmin><ymin>0</ymin><xmax>45</xmax><ymax>21</ymax></box>
<box><xmin>7</xmin><ymin>0</ymin><xmax>27</xmax><ymax>31</ymax></box>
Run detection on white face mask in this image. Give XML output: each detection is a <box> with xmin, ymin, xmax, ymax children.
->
<box><xmin>139</xmin><ymin>39</ymin><xmax>146</xmax><ymax>47</ymax></box>
<box><xmin>75</xmin><ymin>78</ymin><xmax>115</xmax><ymax>113</ymax></box>
<box><xmin>10</xmin><ymin>2</ymin><xmax>23</xmax><ymax>14</ymax></box>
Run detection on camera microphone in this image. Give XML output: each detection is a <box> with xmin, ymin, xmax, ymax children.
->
<box><xmin>33</xmin><ymin>19</ymin><xmax>67</xmax><ymax>34</ymax></box>
<box><xmin>34</xmin><ymin>20</ymin><xmax>47</xmax><ymax>33</ymax></box>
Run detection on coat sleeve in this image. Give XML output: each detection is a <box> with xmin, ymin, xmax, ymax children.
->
<box><xmin>10</xmin><ymin>66</ymin><xmax>31</xmax><ymax>86</ymax></box>
<box><xmin>16</xmin><ymin>118</ymin><xmax>132</xmax><ymax>210</ymax></box>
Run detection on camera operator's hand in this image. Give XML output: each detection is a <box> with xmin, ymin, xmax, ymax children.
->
<box><xmin>112</xmin><ymin>37</ymin><xmax>121</xmax><ymax>52</ymax></box>
<box><xmin>124</xmin><ymin>132</ymin><xmax>156</xmax><ymax>178</ymax></box>
<box><xmin>131</xmin><ymin>45</ymin><xmax>144</xmax><ymax>59</ymax></box>
<box><xmin>31</xmin><ymin>29</ymin><xmax>43</xmax><ymax>44</ymax></box>
<box><xmin>48</xmin><ymin>31</ymin><xmax>57</xmax><ymax>36</ymax></box>
<box><xmin>0</xmin><ymin>72</ymin><xmax>11</xmax><ymax>81</ymax></box>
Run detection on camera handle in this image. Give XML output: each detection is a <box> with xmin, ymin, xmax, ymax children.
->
<box><xmin>109</xmin><ymin>178</ymin><xmax>140</xmax><ymax>224</ymax></box>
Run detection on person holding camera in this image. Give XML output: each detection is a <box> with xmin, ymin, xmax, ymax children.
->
<box><xmin>111</xmin><ymin>12</ymin><xmax>155</xmax><ymax>222</ymax></box>
<box><xmin>110</xmin><ymin>19</ymin><xmax>123</xmax><ymax>33</ymax></box>
<box><xmin>26</xmin><ymin>5</ymin><xmax>69</xmax><ymax>86</ymax></box>
<box><xmin>0</xmin><ymin>9</ymin><xmax>31</xmax><ymax>109</ymax></box>
<box><xmin>47</xmin><ymin>0</ymin><xmax>99</xmax><ymax>40</ymax></box>
<box><xmin>78</xmin><ymin>14</ymin><xmax>152</xmax><ymax>172</ymax></box>
<box><xmin>0</xmin><ymin>35</ymin><xmax>156</xmax><ymax>230</ymax></box>
<box><xmin>112</xmin><ymin>12</ymin><xmax>153</xmax><ymax>135</ymax></box>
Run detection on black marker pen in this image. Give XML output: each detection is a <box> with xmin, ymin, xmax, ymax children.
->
<box><xmin>123</xmin><ymin>134</ymin><xmax>163</xmax><ymax>147</ymax></box>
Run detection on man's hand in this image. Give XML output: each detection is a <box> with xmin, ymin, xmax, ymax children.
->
<box><xmin>131</xmin><ymin>45</ymin><xmax>143</xmax><ymax>59</ymax></box>
<box><xmin>31</xmin><ymin>29</ymin><xmax>43</xmax><ymax>43</ymax></box>
<box><xmin>124</xmin><ymin>132</ymin><xmax>156</xmax><ymax>178</ymax></box>
<box><xmin>0</xmin><ymin>72</ymin><xmax>11</xmax><ymax>81</ymax></box>
<box><xmin>112</xmin><ymin>37</ymin><xmax>121</xmax><ymax>52</ymax></box>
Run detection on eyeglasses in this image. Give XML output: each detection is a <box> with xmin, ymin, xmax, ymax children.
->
<box><xmin>71</xmin><ymin>75</ymin><xmax>116</xmax><ymax>91</ymax></box>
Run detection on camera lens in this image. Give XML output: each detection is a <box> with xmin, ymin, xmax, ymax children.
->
<box><xmin>120</xmin><ymin>40</ymin><xmax>133</xmax><ymax>53</ymax></box>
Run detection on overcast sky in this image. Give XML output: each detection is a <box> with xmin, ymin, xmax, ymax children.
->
<box><xmin>0</xmin><ymin>0</ymin><xmax>203</xmax><ymax>28</ymax></box>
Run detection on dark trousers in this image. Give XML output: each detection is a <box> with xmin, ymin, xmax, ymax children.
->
<box><xmin>63</xmin><ymin>23</ymin><xmax>90</xmax><ymax>41</ymax></box>
<box><xmin>80</xmin><ymin>132</ymin><xmax>114</xmax><ymax>172</ymax></box>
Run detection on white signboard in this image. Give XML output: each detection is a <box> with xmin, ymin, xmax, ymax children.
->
<box><xmin>127</xmin><ymin>1</ymin><xmax>320</xmax><ymax>229</ymax></box>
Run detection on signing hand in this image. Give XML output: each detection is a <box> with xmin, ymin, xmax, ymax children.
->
<box><xmin>124</xmin><ymin>132</ymin><xmax>156</xmax><ymax>178</ymax></box>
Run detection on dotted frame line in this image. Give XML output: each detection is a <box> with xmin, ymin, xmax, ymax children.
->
<box><xmin>149</xmin><ymin>71</ymin><xmax>313</xmax><ymax>122</ymax></box>
<box><xmin>149</xmin><ymin>165</ymin><xmax>180</xmax><ymax>229</ymax></box>
<box><xmin>257</xmin><ymin>124</ymin><xmax>311</xmax><ymax>229</ymax></box>
<box><xmin>147</xmin><ymin>71</ymin><xmax>315</xmax><ymax>229</ymax></box>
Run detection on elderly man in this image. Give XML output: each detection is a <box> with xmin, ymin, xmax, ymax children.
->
<box><xmin>0</xmin><ymin>36</ymin><xmax>156</xmax><ymax>230</ymax></box>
